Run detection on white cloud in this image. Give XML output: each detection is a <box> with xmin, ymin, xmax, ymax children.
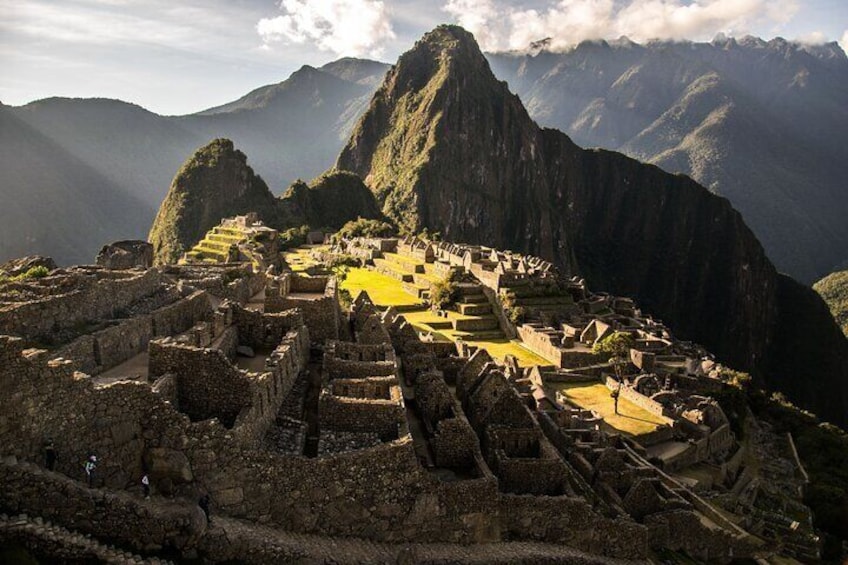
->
<box><xmin>795</xmin><ymin>30</ymin><xmax>826</xmax><ymax>44</ymax></box>
<box><xmin>841</xmin><ymin>30</ymin><xmax>848</xmax><ymax>52</ymax></box>
<box><xmin>257</xmin><ymin>0</ymin><xmax>395</xmax><ymax>57</ymax></box>
<box><xmin>442</xmin><ymin>0</ymin><xmax>801</xmax><ymax>51</ymax></box>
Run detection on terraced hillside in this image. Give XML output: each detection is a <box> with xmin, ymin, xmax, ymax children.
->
<box><xmin>329</xmin><ymin>248</ymin><xmax>549</xmax><ymax>367</ymax></box>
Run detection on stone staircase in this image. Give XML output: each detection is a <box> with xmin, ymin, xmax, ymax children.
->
<box><xmin>184</xmin><ymin>225</ymin><xmax>246</xmax><ymax>264</ymax></box>
<box><xmin>500</xmin><ymin>284</ymin><xmax>577</xmax><ymax>323</ymax></box>
<box><xmin>0</xmin><ymin>512</ymin><xmax>172</xmax><ymax>564</ymax></box>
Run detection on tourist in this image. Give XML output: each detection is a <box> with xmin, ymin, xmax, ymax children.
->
<box><xmin>611</xmin><ymin>385</ymin><xmax>621</xmax><ymax>415</ymax></box>
<box><xmin>199</xmin><ymin>493</ymin><xmax>211</xmax><ymax>524</ymax></box>
<box><xmin>141</xmin><ymin>473</ymin><xmax>150</xmax><ymax>499</ymax></box>
<box><xmin>44</xmin><ymin>438</ymin><xmax>57</xmax><ymax>471</ymax></box>
<box><xmin>84</xmin><ymin>454</ymin><xmax>97</xmax><ymax>487</ymax></box>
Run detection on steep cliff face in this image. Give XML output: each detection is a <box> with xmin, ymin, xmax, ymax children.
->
<box><xmin>149</xmin><ymin>139</ymin><xmax>283</xmax><ymax>265</ymax></box>
<box><xmin>338</xmin><ymin>25</ymin><xmax>848</xmax><ymax>426</ymax></box>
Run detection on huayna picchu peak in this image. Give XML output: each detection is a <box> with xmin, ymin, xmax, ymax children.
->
<box><xmin>2</xmin><ymin>18</ymin><xmax>848</xmax><ymax>565</ymax></box>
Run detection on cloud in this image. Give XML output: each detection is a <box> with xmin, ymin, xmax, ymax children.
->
<box><xmin>841</xmin><ymin>30</ymin><xmax>848</xmax><ymax>52</ymax></box>
<box><xmin>442</xmin><ymin>0</ymin><xmax>800</xmax><ymax>51</ymax></box>
<box><xmin>257</xmin><ymin>0</ymin><xmax>395</xmax><ymax>57</ymax></box>
<box><xmin>795</xmin><ymin>30</ymin><xmax>826</xmax><ymax>44</ymax></box>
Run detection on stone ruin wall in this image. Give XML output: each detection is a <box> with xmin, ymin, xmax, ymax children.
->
<box><xmin>0</xmin><ymin>332</ymin><xmax>507</xmax><ymax>547</ymax></box>
<box><xmin>0</xmin><ymin>458</ymin><xmax>205</xmax><ymax>554</ymax></box>
<box><xmin>605</xmin><ymin>376</ymin><xmax>668</xmax><ymax>418</ymax></box>
<box><xmin>518</xmin><ymin>324</ymin><xmax>566</xmax><ymax>366</ymax></box>
<box><xmin>319</xmin><ymin>378</ymin><xmax>406</xmax><ymax>439</ymax></box>
<box><xmin>0</xmin><ymin>269</ymin><xmax>161</xmax><ymax>340</ymax></box>
<box><xmin>51</xmin><ymin>290</ymin><xmax>211</xmax><ymax>375</ymax></box>
<box><xmin>265</xmin><ymin>274</ymin><xmax>340</xmax><ymax>344</ymax></box>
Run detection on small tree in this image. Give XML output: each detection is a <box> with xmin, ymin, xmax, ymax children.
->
<box><xmin>593</xmin><ymin>332</ymin><xmax>635</xmax><ymax>381</ymax></box>
<box><xmin>429</xmin><ymin>271</ymin><xmax>460</xmax><ymax>310</ymax></box>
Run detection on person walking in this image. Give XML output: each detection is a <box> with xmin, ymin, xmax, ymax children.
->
<box><xmin>141</xmin><ymin>474</ymin><xmax>150</xmax><ymax>499</ymax></box>
<box><xmin>44</xmin><ymin>439</ymin><xmax>57</xmax><ymax>471</ymax></box>
<box><xmin>84</xmin><ymin>455</ymin><xmax>97</xmax><ymax>487</ymax></box>
<box><xmin>611</xmin><ymin>384</ymin><xmax>621</xmax><ymax>415</ymax></box>
<box><xmin>198</xmin><ymin>493</ymin><xmax>211</xmax><ymax>524</ymax></box>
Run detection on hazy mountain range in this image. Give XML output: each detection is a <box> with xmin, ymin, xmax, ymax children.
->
<box><xmin>0</xmin><ymin>58</ymin><xmax>385</xmax><ymax>266</ymax></box>
<box><xmin>1</xmin><ymin>37</ymin><xmax>845</xmax><ymax>282</ymax></box>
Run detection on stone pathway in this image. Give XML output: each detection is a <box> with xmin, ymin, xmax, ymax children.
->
<box><xmin>204</xmin><ymin>515</ymin><xmax>636</xmax><ymax>564</ymax></box>
<box><xmin>0</xmin><ymin>512</ymin><xmax>172</xmax><ymax>565</ymax></box>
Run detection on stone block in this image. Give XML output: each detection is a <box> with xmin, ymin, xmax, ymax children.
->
<box><xmin>144</xmin><ymin>448</ymin><xmax>193</xmax><ymax>484</ymax></box>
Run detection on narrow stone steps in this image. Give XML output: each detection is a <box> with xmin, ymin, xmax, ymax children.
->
<box><xmin>0</xmin><ymin>512</ymin><xmax>171</xmax><ymax>564</ymax></box>
<box><xmin>458</xmin><ymin>302</ymin><xmax>492</xmax><ymax>316</ymax></box>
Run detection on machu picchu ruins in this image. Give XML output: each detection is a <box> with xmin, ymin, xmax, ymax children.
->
<box><xmin>3</xmin><ymin>19</ymin><xmax>848</xmax><ymax>565</ymax></box>
<box><xmin>0</xmin><ymin>223</ymin><xmax>827</xmax><ymax>563</ymax></box>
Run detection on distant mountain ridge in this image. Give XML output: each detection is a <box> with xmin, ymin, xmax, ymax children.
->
<box><xmin>487</xmin><ymin>36</ymin><xmax>848</xmax><ymax>283</ymax></box>
<box><xmin>337</xmin><ymin>25</ymin><xmax>848</xmax><ymax>428</ymax></box>
<box><xmin>0</xmin><ymin>59</ymin><xmax>390</xmax><ymax>266</ymax></box>
<box><xmin>1</xmin><ymin>36</ymin><xmax>846</xmax><ymax>283</ymax></box>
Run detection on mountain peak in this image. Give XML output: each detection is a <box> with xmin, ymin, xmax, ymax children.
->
<box><xmin>148</xmin><ymin>138</ymin><xmax>281</xmax><ymax>264</ymax></box>
<box><xmin>337</xmin><ymin>25</ymin><xmax>529</xmax><ymax>235</ymax></box>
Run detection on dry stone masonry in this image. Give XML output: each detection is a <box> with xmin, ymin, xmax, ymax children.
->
<box><xmin>0</xmin><ymin>228</ymin><xmax>822</xmax><ymax>562</ymax></box>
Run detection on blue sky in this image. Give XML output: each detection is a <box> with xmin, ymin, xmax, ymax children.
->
<box><xmin>1</xmin><ymin>0</ymin><xmax>845</xmax><ymax>115</ymax></box>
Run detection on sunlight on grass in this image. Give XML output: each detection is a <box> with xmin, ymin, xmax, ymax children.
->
<box><xmin>553</xmin><ymin>383</ymin><xmax>668</xmax><ymax>436</ymax></box>
<box><xmin>341</xmin><ymin>268</ymin><xmax>423</xmax><ymax>307</ymax></box>
<box><xmin>465</xmin><ymin>338</ymin><xmax>551</xmax><ymax>367</ymax></box>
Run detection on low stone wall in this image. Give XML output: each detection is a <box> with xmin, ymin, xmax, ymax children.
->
<box><xmin>94</xmin><ymin>317</ymin><xmax>155</xmax><ymax>370</ymax></box>
<box><xmin>266</xmin><ymin>276</ymin><xmax>339</xmax><ymax>344</ymax></box>
<box><xmin>324</xmin><ymin>342</ymin><xmax>397</xmax><ymax>379</ymax></box>
<box><xmin>431</xmin><ymin>418</ymin><xmax>478</xmax><ymax>469</ymax></box>
<box><xmin>517</xmin><ymin>324</ymin><xmax>565</xmax><ymax>366</ymax></box>
<box><xmin>232</xmin><ymin>306</ymin><xmax>306</xmax><ymax>351</ymax></box>
<box><xmin>151</xmin><ymin>291</ymin><xmax>211</xmax><ymax>337</ymax></box>
<box><xmin>0</xmin><ymin>458</ymin><xmax>205</xmax><ymax>553</ymax></box>
<box><xmin>0</xmin><ymin>269</ymin><xmax>161</xmax><ymax>341</ymax></box>
<box><xmin>605</xmin><ymin>377</ymin><xmax>667</xmax><ymax>418</ymax></box>
<box><xmin>498</xmin><ymin>494</ymin><xmax>647</xmax><ymax>559</ymax></box>
<box><xmin>319</xmin><ymin>390</ymin><xmax>405</xmax><ymax>439</ymax></box>
<box><xmin>633</xmin><ymin>425</ymin><xmax>675</xmax><ymax>448</ymax></box>
<box><xmin>149</xmin><ymin>339</ymin><xmax>253</xmax><ymax>428</ymax></box>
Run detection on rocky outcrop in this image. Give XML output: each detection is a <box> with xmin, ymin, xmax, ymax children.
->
<box><xmin>149</xmin><ymin>139</ymin><xmax>386</xmax><ymax>265</ymax></box>
<box><xmin>0</xmin><ymin>255</ymin><xmax>57</xmax><ymax>277</ymax></box>
<box><xmin>95</xmin><ymin>240</ymin><xmax>154</xmax><ymax>270</ymax></box>
<box><xmin>279</xmin><ymin>171</ymin><xmax>383</xmax><ymax>230</ymax></box>
<box><xmin>814</xmin><ymin>269</ymin><xmax>848</xmax><ymax>338</ymax></box>
<box><xmin>337</xmin><ymin>25</ymin><xmax>848</xmax><ymax>426</ymax></box>
<box><xmin>149</xmin><ymin>139</ymin><xmax>284</xmax><ymax>265</ymax></box>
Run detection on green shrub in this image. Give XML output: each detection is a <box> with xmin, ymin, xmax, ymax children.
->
<box><xmin>429</xmin><ymin>272</ymin><xmax>460</xmax><ymax>310</ymax></box>
<box><xmin>0</xmin><ymin>265</ymin><xmax>51</xmax><ymax>285</ymax></box>
<box><xmin>279</xmin><ymin>225</ymin><xmax>310</xmax><ymax>250</ymax></box>
<box><xmin>508</xmin><ymin>306</ymin><xmax>527</xmax><ymax>325</ymax></box>
<box><xmin>592</xmin><ymin>331</ymin><xmax>635</xmax><ymax>358</ymax></box>
<box><xmin>337</xmin><ymin>218</ymin><xmax>395</xmax><ymax>239</ymax></box>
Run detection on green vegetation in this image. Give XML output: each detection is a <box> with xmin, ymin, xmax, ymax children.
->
<box><xmin>281</xmin><ymin>171</ymin><xmax>383</xmax><ymax>231</ymax></box>
<box><xmin>280</xmin><ymin>225</ymin><xmax>310</xmax><ymax>251</ymax></box>
<box><xmin>429</xmin><ymin>270</ymin><xmax>461</xmax><ymax>310</ymax></box>
<box><xmin>340</xmin><ymin>267</ymin><xmax>422</xmax><ymax>307</ymax></box>
<box><xmin>813</xmin><ymin>269</ymin><xmax>848</xmax><ymax>337</ymax></box>
<box><xmin>148</xmin><ymin>138</ymin><xmax>283</xmax><ymax>265</ymax></box>
<box><xmin>336</xmin><ymin>217</ymin><xmax>395</xmax><ymax>239</ymax></box>
<box><xmin>0</xmin><ymin>265</ymin><xmax>50</xmax><ymax>285</ymax></box>
<box><xmin>592</xmin><ymin>331</ymin><xmax>635</xmax><ymax>358</ymax></box>
<box><xmin>554</xmin><ymin>382</ymin><xmax>667</xmax><ymax>436</ymax></box>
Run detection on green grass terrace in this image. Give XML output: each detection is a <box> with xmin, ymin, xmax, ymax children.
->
<box><xmin>550</xmin><ymin>381</ymin><xmax>670</xmax><ymax>437</ymax></box>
